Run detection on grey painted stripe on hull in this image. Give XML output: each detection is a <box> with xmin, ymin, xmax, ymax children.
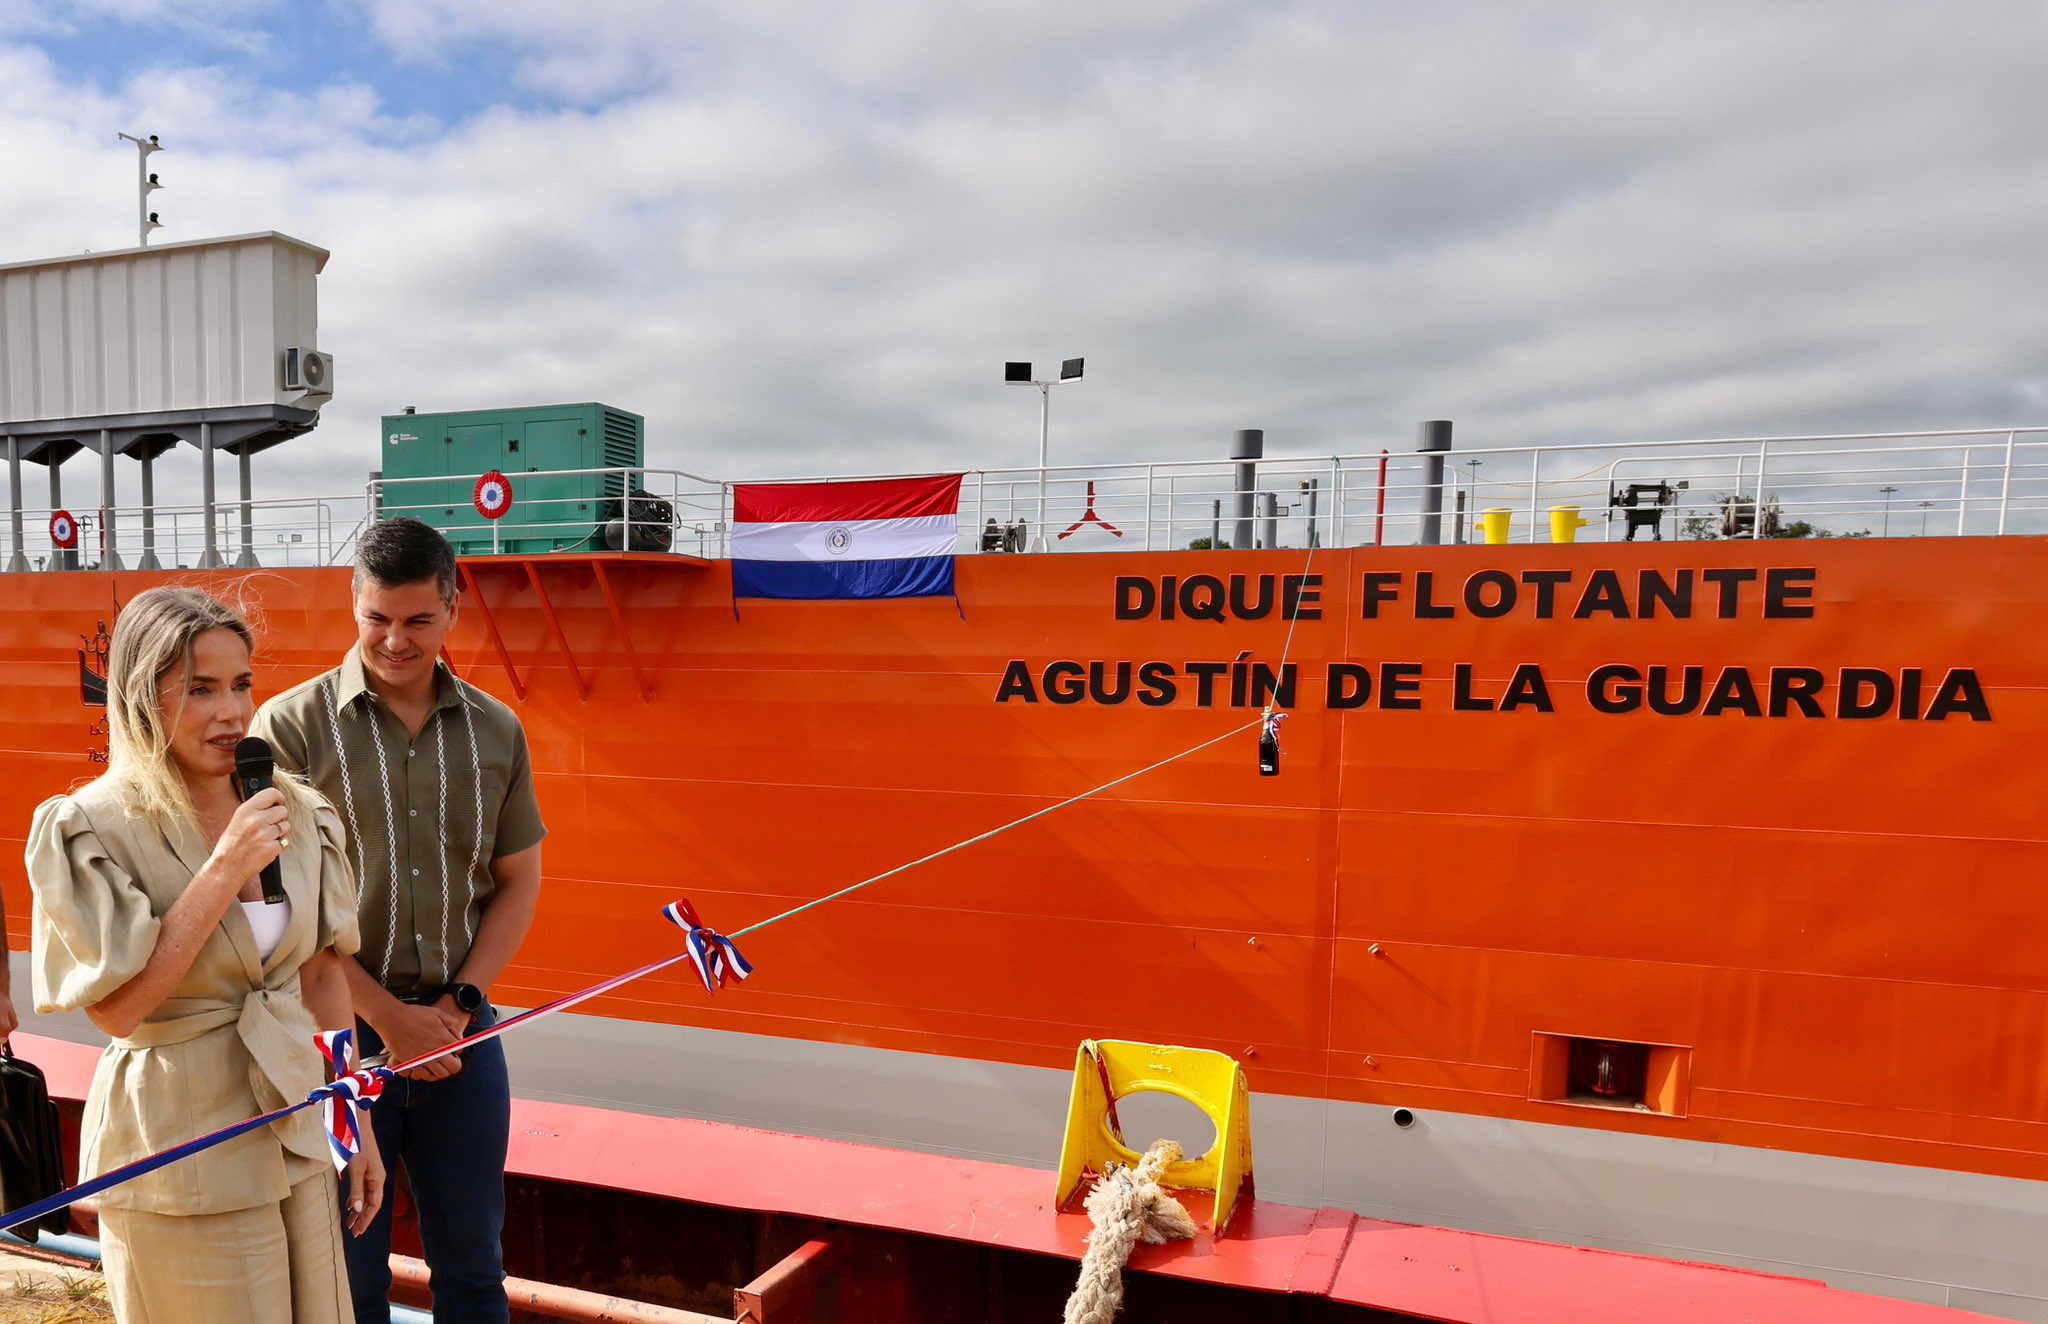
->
<box><xmin>11</xmin><ymin>953</ymin><xmax>2043</xmax><ymax>1322</ymax></box>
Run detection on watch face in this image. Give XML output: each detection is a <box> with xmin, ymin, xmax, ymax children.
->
<box><xmin>451</xmin><ymin>984</ymin><xmax>483</xmax><ymax>1013</ymax></box>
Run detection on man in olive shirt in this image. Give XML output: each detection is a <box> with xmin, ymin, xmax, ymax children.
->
<box><xmin>254</xmin><ymin>517</ymin><xmax>544</xmax><ymax>1324</ymax></box>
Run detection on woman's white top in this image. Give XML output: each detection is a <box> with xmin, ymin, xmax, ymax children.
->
<box><xmin>239</xmin><ymin>896</ymin><xmax>294</xmax><ymax>963</ymax></box>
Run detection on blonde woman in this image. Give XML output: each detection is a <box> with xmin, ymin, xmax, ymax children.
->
<box><xmin>27</xmin><ymin>587</ymin><xmax>383</xmax><ymax>1322</ymax></box>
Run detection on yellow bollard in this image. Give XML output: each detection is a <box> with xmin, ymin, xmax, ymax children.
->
<box><xmin>1054</xmin><ymin>1039</ymin><xmax>1256</xmax><ymax>1236</ymax></box>
<box><xmin>1476</xmin><ymin>507</ymin><xmax>1513</xmax><ymax>545</ymax></box>
<box><xmin>1549</xmin><ymin>505</ymin><xmax>1589</xmax><ymax>544</ymax></box>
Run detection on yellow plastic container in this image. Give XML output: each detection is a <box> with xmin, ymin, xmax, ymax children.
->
<box><xmin>1476</xmin><ymin>507</ymin><xmax>1514</xmax><ymax>545</ymax></box>
<box><xmin>1549</xmin><ymin>505</ymin><xmax>1589</xmax><ymax>544</ymax></box>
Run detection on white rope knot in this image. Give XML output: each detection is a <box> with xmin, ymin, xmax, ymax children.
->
<box><xmin>1062</xmin><ymin>1139</ymin><xmax>1201</xmax><ymax>1324</ymax></box>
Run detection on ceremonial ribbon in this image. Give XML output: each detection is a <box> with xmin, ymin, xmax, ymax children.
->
<box><xmin>361</xmin><ymin>898</ymin><xmax>749</xmax><ymax>1079</ymax></box>
<box><xmin>2</xmin><ymin>897</ymin><xmax>739</xmax><ymax>1232</ymax></box>
<box><xmin>3</xmin><ymin>676</ymin><xmax>1279</xmax><ymax>1223</ymax></box>
<box><xmin>0</xmin><ymin>1056</ymin><xmax>395</xmax><ymax>1233</ymax></box>
<box><xmin>3</xmin><ymin>484</ymin><xmax>1324</xmax><ymax>1239</ymax></box>
<box><xmin>3</xmin><ymin>682</ymin><xmax>1285</xmax><ymax>1229</ymax></box>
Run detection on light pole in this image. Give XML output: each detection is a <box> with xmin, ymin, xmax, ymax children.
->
<box><xmin>1004</xmin><ymin>357</ymin><xmax>1083</xmax><ymax>551</ymax></box>
<box><xmin>115</xmin><ymin>132</ymin><xmax>163</xmax><ymax>246</ymax></box>
<box><xmin>1879</xmin><ymin>485</ymin><xmax>1898</xmax><ymax>537</ymax></box>
<box><xmin>1917</xmin><ymin>500</ymin><xmax>1934</xmax><ymax>535</ymax></box>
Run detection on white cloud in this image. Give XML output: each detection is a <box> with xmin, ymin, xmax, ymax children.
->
<box><xmin>3</xmin><ymin>0</ymin><xmax>2047</xmax><ymax>534</ymax></box>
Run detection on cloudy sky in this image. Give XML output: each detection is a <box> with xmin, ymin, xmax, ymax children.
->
<box><xmin>2</xmin><ymin>0</ymin><xmax>2045</xmax><ymax>524</ymax></box>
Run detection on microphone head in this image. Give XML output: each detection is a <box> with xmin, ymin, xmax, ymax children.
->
<box><xmin>233</xmin><ymin>735</ymin><xmax>274</xmax><ymax>775</ymax></box>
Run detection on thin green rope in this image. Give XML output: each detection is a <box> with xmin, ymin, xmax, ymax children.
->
<box><xmin>730</xmin><ymin>540</ymin><xmax>1321</xmax><ymax>942</ymax></box>
<box><xmin>732</xmin><ymin>716</ymin><xmax>1260</xmax><ymax>939</ymax></box>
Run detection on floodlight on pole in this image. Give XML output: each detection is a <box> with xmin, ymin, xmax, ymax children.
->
<box><xmin>1004</xmin><ymin>356</ymin><xmax>1084</xmax><ymax>551</ymax></box>
<box><xmin>116</xmin><ymin>132</ymin><xmax>163</xmax><ymax>246</ymax></box>
<box><xmin>1879</xmin><ymin>484</ymin><xmax>1899</xmax><ymax>537</ymax></box>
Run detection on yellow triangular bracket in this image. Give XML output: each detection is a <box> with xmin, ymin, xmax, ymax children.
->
<box><xmin>1054</xmin><ymin>1039</ymin><xmax>1255</xmax><ymax>1237</ymax></box>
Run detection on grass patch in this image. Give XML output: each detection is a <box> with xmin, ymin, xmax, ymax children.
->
<box><xmin>0</xmin><ymin>1265</ymin><xmax>113</xmax><ymax>1322</ymax></box>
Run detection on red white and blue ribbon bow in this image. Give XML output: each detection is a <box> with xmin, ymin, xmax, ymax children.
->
<box><xmin>663</xmin><ymin>898</ymin><xmax>755</xmax><ymax>995</ymax></box>
<box><xmin>313</xmin><ymin>1028</ymin><xmax>387</xmax><ymax>1173</ymax></box>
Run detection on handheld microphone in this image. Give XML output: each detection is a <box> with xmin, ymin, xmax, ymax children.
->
<box><xmin>232</xmin><ymin>736</ymin><xmax>288</xmax><ymax>905</ymax></box>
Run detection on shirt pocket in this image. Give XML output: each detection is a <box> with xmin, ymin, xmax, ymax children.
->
<box><xmin>443</xmin><ymin>767</ymin><xmax>506</xmax><ymax>871</ymax></box>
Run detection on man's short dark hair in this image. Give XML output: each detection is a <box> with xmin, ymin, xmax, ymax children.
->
<box><xmin>355</xmin><ymin>517</ymin><xmax>459</xmax><ymax>604</ymax></box>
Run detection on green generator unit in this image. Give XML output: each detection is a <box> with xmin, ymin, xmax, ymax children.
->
<box><xmin>379</xmin><ymin>403</ymin><xmax>645</xmax><ymax>554</ymax></box>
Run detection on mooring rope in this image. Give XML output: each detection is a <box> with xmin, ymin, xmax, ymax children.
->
<box><xmin>1062</xmin><ymin>1140</ymin><xmax>1200</xmax><ymax>1324</ymax></box>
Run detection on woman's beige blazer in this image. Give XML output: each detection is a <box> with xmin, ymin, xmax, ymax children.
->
<box><xmin>27</xmin><ymin>778</ymin><xmax>360</xmax><ymax>1215</ymax></box>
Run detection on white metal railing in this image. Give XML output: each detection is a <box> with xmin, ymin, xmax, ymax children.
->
<box><xmin>6</xmin><ymin>496</ymin><xmax>356</xmax><ymax>571</ymax></box>
<box><xmin>5</xmin><ymin>427</ymin><xmax>2044</xmax><ymax>570</ymax></box>
<box><xmin>697</xmin><ymin>425</ymin><xmax>2048</xmax><ymax>554</ymax></box>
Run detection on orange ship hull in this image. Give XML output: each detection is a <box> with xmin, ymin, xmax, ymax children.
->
<box><xmin>5</xmin><ymin>535</ymin><xmax>2045</xmax><ymax>1315</ymax></box>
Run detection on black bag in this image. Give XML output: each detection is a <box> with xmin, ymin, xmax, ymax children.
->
<box><xmin>0</xmin><ymin>1043</ymin><xmax>71</xmax><ymax>1238</ymax></box>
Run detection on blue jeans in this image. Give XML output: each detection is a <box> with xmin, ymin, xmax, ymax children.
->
<box><xmin>344</xmin><ymin>1006</ymin><xmax>510</xmax><ymax>1324</ymax></box>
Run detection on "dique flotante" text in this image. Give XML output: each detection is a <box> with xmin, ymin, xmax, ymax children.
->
<box><xmin>1108</xmin><ymin>568</ymin><xmax>1821</xmax><ymax>623</ymax></box>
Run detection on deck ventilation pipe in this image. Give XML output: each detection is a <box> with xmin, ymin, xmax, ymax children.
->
<box><xmin>1418</xmin><ymin>420</ymin><xmax>1453</xmax><ymax>546</ymax></box>
<box><xmin>1231</xmin><ymin>429</ymin><xmax>1263</xmax><ymax>551</ymax></box>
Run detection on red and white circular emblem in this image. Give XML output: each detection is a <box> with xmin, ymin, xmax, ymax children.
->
<box><xmin>49</xmin><ymin>510</ymin><xmax>77</xmax><ymax>549</ymax></box>
<box><xmin>473</xmin><ymin>471</ymin><xmax>513</xmax><ymax>520</ymax></box>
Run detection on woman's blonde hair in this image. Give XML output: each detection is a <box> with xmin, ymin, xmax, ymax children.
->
<box><xmin>102</xmin><ymin>586</ymin><xmax>304</xmax><ymax>824</ymax></box>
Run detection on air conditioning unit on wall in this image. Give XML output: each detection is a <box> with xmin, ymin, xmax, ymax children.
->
<box><xmin>284</xmin><ymin>347</ymin><xmax>334</xmax><ymax>394</ymax></box>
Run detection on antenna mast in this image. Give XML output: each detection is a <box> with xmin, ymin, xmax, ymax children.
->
<box><xmin>115</xmin><ymin>132</ymin><xmax>163</xmax><ymax>246</ymax></box>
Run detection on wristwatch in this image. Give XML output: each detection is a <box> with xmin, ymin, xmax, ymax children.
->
<box><xmin>445</xmin><ymin>982</ymin><xmax>485</xmax><ymax>1015</ymax></box>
